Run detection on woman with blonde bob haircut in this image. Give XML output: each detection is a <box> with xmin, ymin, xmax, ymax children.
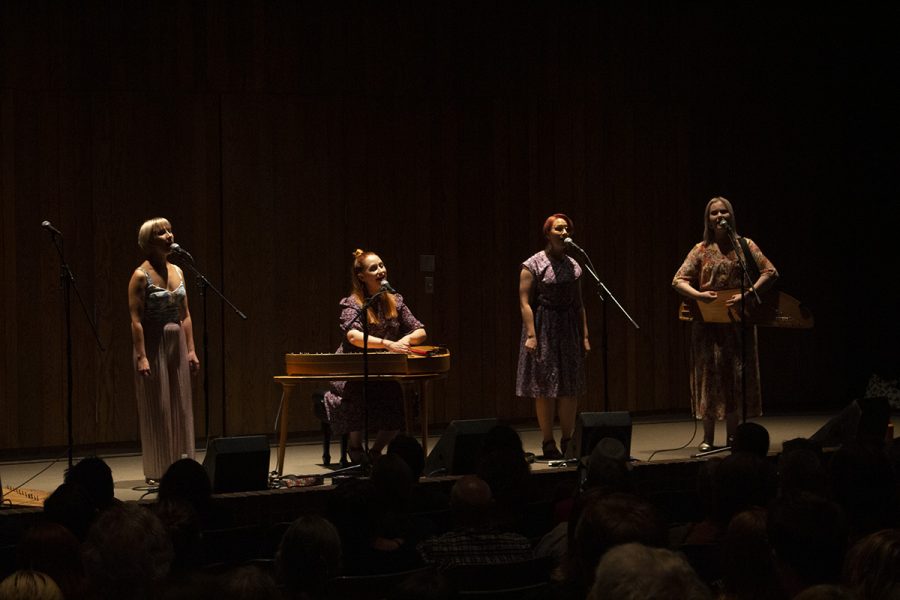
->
<box><xmin>128</xmin><ymin>217</ymin><xmax>199</xmax><ymax>482</ymax></box>
<box><xmin>324</xmin><ymin>249</ymin><xmax>427</xmax><ymax>463</ymax></box>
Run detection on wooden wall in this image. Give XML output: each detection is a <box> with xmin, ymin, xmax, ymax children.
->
<box><xmin>2</xmin><ymin>2</ymin><xmax>897</xmax><ymax>454</ymax></box>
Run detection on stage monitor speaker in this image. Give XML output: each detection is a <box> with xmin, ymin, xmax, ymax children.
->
<box><xmin>425</xmin><ymin>418</ymin><xmax>498</xmax><ymax>476</ymax></box>
<box><xmin>565</xmin><ymin>411</ymin><xmax>632</xmax><ymax>460</ymax></box>
<box><xmin>203</xmin><ymin>435</ymin><xmax>270</xmax><ymax>493</ymax></box>
<box><xmin>809</xmin><ymin>397</ymin><xmax>890</xmax><ymax>448</ymax></box>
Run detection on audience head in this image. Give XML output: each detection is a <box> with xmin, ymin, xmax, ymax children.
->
<box><xmin>387</xmin><ymin>434</ymin><xmax>426</xmax><ymax>480</ymax></box>
<box><xmin>768</xmin><ymin>492</ymin><xmax>848</xmax><ymax>595</ymax></box>
<box><xmin>81</xmin><ymin>503</ymin><xmax>173</xmax><ymax>600</ymax></box>
<box><xmin>449</xmin><ymin>475</ymin><xmax>492</xmax><ymax>528</ymax></box>
<box><xmin>64</xmin><ymin>456</ymin><xmax>116</xmax><ymax>510</ymax></box>
<box><xmin>792</xmin><ymin>584</ymin><xmax>855</xmax><ymax>600</ymax></box>
<box><xmin>829</xmin><ymin>441</ymin><xmax>900</xmax><ymax>538</ymax></box>
<box><xmin>158</xmin><ymin>458</ymin><xmax>213</xmax><ymax>516</ymax></box>
<box><xmin>571</xmin><ymin>492</ymin><xmax>667</xmax><ymax>590</ymax></box>
<box><xmin>276</xmin><ymin>514</ymin><xmax>342</xmax><ymax>596</ymax></box>
<box><xmin>386</xmin><ymin>568</ymin><xmax>454</xmax><ymax>600</ymax></box>
<box><xmin>842</xmin><ymin>528</ymin><xmax>900</xmax><ymax>600</ymax></box>
<box><xmin>711</xmin><ymin>451</ymin><xmax>776</xmax><ymax>525</ymax></box>
<box><xmin>42</xmin><ymin>482</ymin><xmax>98</xmax><ymax>541</ymax></box>
<box><xmin>475</xmin><ymin>446</ymin><xmax>531</xmax><ymax>513</ymax></box>
<box><xmin>15</xmin><ymin>521</ymin><xmax>85</xmax><ymax>600</ymax></box>
<box><xmin>582</xmin><ymin>437</ymin><xmax>631</xmax><ymax>494</ymax></box>
<box><xmin>221</xmin><ymin>565</ymin><xmax>280</xmax><ymax>600</ymax></box>
<box><xmin>371</xmin><ymin>452</ymin><xmax>415</xmax><ymax>510</ymax></box>
<box><xmin>0</xmin><ymin>570</ymin><xmax>64</xmax><ymax>600</ymax></box>
<box><xmin>731</xmin><ymin>422</ymin><xmax>770</xmax><ymax>458</ymax></box>
<box><xmin>721</xmin><ymin>507</ymin><xmax>779</xmax><ymax>600</ymax></box>
<box><xmin>588</xmin><ymin>543</ymin><xmax>711</xmax><ymax>600</ymax></box>
<box><xmin>778</xmin><ymin>445</ymin><xmax>829</xmax><ymax>498</ymax></box>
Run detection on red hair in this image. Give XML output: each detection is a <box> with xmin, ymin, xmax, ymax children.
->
<box><xmin>543</xmin><ymin>213</ymin><xmax>574</xmax><ymax>237</ymax></box>
<box><xmin>350</xmin><ymin>249</ymin><xmax>398</xmax><ymax>325</ymax></box>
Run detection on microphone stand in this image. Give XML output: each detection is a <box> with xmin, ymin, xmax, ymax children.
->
<box><xmin>43</xmin><ymin>227</ymin><xmax>105</xmax><ymax>469</ymax></box>
<box><xmin>340</xmin><ymin>288</ymin><xmax>392</xmax><ymax>473</ymax></box>
<box><xmin>173</xmin><ymin>253</ymin><xmax>247</xmax><ymax>441</ymax></box>
<box><xmin>694</xmin><ymin>223</ymin><xmax>758</xmax><ymax>458</ymax></box>
<box><xmin>566</xmin><ymin>242</ymin><xmax>639</xmax><ymax>412</ymax></box>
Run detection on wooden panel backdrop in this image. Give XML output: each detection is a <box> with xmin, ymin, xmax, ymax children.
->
<box><xmin>2</xmin><ymin>2</ymin><xmax>897</xmax><ymax>454</ymax></box>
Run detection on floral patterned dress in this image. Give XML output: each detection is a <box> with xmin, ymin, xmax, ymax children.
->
<box><xmin>324</xmin><ymin>294</ymin><xmax>425</xmax><ymax>435</ymax></box>
<box><xmin>673</xmin><ymin>239</ymin><xmax>778</xmax><ymax>420</ymax></box>
<box><xmin>516</xmin><ymin>251</ymin><xmax>586</xmax><ymax>399</ymax></box>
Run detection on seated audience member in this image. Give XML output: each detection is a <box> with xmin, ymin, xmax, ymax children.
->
<box><xmin>475</xmin><ymin>428</ymin><xmax>534</xmax><ymax>531</ymax></box>
<box><xmin>777</xmin><ymin>444</ymin><xmax>829</xmax><ymax>498</ymax></box>
<box><xmin>0</xmin><ymin>569</ymin><xmax>64</xmax><ymax>600</ymax></box>
<box><xmin>842</xmin><ymin>528</ymin><xmax>900</xmax><ymax>600</ymax></box>
<box><xmin>42</xmin><ymin>482</ymin><xmax>98</xmax><ymax>542</ymax></box>
<box><xmin>388</xmin><ymin>434</ymin><xmax>449</xmax><ymax>512</ymax></box>
<box><xmin>386</xmin><ymin>569</ymin><xmax>456</xmax><ymax>600</ymax></box>
<box><xmin>588</xmin><ymin>543</ymin><xmax>711</xmax><ymax>600</ymax></box>
<box><xmin>81</xmin><ymin>503</ymin><xmax>174</xmax><ymax>600</ymax></box>
<box><xmin>64</xmin><ymin>456</ymin><xmax>119</xmax><ymax>511</ymax></box>
<box><xmin>152</xmin><ymin>497</ymin><xmax>202</xmax><ymax>574</ymax></box>
<box><xmin>767</xmin><ymin>492</ymin><xmax>848</xmax><ymax>599</ymax></box>
<box><xmin>536</xmin><ymin>439</ymin><xmax>633</xmax><ymax>561</ymax></box>
<box><xmin>683</xmin><ymin>452</ymin><xmax>776</xmax><ymax>546</ymax></box>
<box><xmin>829</xmin><ymin>441</ymin><xmax>900</xmax><ymax>540</ymax></box>
<box><xmin>328</xmin><ymin>478</ymin><xmax>423</xmax><ymax>576</ymax></box>
<box><xmin>372</xmin><ymin>453</ymin><xmax>437</xmax><ymax>546</ymax></box>
<box><xmin>730</xmin><ymin>422</ymin><xmax>770</xmax><ymax>458</ymax></box>
<box><xmin>791</xmin><ymin>584</ymin><xmax>855</xmax><ymax>600</ymax></box>
<box><xmin>221</xmin><ymin>565</ymin><xmax>280</xmax><ymax>599</ymax></box>
<box><xmin>276</xmin><ymin>515</ymin><xmax>342</xmax><ymax>600</ymax></box>
<box><xmin>417</xmin><ymin>475</ymin><xmax>532</xmax><ymax>568</ymax></box>
<box><xmin>720</xmin><ymin>507</ymin><xmax>781</xmax><ymax>600</ymax></box>
<box><xmin>15</xmin><ymin>521</ymin><xmax>87</xmax><ymax>600</ymax></box>
<box><xmin>158</xmin><ymin>458</ymin><xmax>219</xmax><ymax>527</ymax></box>
<box><xmin>552</xmin><ymin>492</ymin><xmax>667</xmax><ymax>598</ymax></box>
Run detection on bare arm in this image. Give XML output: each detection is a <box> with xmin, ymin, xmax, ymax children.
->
<box><xmin>128</xmin><ymin>269</ymin><xmax>150</xmax><ymax>376</ymax></box>
<box><xmin>346</xmin><ymin>327</ymin><xmax>427</xmax><ymax>353</ymax></box>
<box><xmin>519</xmin><ymin>268</ymin><xmax>537</xmax><ymax>352</ymax></box>
<box><xmin>578</xmin><ymin>280</ymin><xmax>590</xmax><ymax>352</ymax></box>
<box><xmin>177</xmin><ymin>269</ymin><xmax>200</xmax><ymax>372</ymax></box>
<box><xmin>672</xmin><ymin>279</ymin><xmax>718</xmax><ymax>304</ymax></box>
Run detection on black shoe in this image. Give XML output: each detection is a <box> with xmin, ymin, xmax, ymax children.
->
<box><xmin>542</xmin><ymin>440</ymin><xmax>563</xmax><ymax>460</ymax></box>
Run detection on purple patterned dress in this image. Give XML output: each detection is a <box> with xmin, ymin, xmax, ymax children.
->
<box><xmin>324</xmin><ymin>294</ymin><xmax>425</xmax><ymax>435</ymax></box>
<box><xmin>672</xmin><ymin>238</ymin><xmax>778</xmax><ymax>420</ymax></box>
<box><xmin>516</xmin><ymin>251</ymin><xmax>586</xmax><ymax>398</ymax></box>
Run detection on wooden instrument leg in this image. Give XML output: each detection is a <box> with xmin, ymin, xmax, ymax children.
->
<box><xmin>420</xmin><ymin>380</ymin><xmax>431</xmax><ymax>456</ymax></box>
<box><xmin>277</xmin><ymin>383</ymin><xmax>295</xmax><ymax>476</ymax></box>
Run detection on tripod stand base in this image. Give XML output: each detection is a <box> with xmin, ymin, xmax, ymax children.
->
<box><xmin>691</xmin><ymin>445</ymin><xmax>731</xmax><ymax>458</ymax></box>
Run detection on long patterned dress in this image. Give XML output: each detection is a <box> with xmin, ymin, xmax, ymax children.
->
<box><xmin>516</xmin><ymin>251</ymin><xmax>586</xmax><ymax>399</ymax></box>
<box><xmin>324</xmin><ymin>294</ymin><xmax>425</xmax><ymax>435</ymax></box>
<box><xmin>672</xmin><ymin>239</ymin><xmax>778</xmax><ymax>420</ymax></box>
<box><xmin>133</xmin><ymin>267</ymin><xmax>195</xmax><ymax>480</ymax></box>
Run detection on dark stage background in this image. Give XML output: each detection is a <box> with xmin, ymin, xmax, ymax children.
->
<box><xmin>2</xmin><ymin>2</ymin><xmax>897</xmax><ymax>454</ymax></box>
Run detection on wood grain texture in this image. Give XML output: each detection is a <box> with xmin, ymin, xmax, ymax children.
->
<box><xmin>1</xmin><ymin>2</ymin><xmax>894</xmax><ymax>453</ymax></box>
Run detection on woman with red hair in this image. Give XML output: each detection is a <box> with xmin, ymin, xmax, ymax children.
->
<box><xmin>324</xmin><ymin>249</ymin><xmax>427</xmax><ymax>463</ymax></box>
<box><xmin>517</xmin><ymin>214</ymin><xmax>589</xmax><ymax>459</ymax></box>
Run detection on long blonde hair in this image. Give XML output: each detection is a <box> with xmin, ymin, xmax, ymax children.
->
<box><xmin>350</xmin><ymin>249</ymin><xmax>398</xmax><ymax>325</ymax></box>
<box><xmin>702</xmin><ymin>197</ymin><xmax>738</xmax><ymax>244</ymax></box>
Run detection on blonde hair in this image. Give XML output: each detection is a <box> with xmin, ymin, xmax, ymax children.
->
<box><xmin>0</xmin><ymin>570</ymin><xmax>64</xmax><ymax>600</ymax></box>
<box><xmin>350</xmin><ymin>249</ymin><xmax>398</xmax><ymax>325</ymax></box>
<box><xmin>137</xmin><ymin>218</ymin><xmax>171</xmax><ymax>253</ymax></box>
<box><xmin>703</xmin><ymin>196</ymin><xmax>738</xmax><ymax>245</ymax></box>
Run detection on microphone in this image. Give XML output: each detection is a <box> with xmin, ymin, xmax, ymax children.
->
<box><xmin>169</xmin><ymin>243</ymin><xmax>195</xmax><ymax>263</ymax></box>
<box><xmin>41</xmin><ymin>221</ymin><xmax>63</xmax><ymax>237</ymax></box>
<box><xmin>380</xmin><ymin>279</ymin><xmax>397</xmax><ymax>294</ymax></box>
<box><xmin>717</xmin><ymin>218</ymin><xmax>732</xmax><ymax>231</ymax></box>
<box><xmin>563</xmin><ymin>237</ymin><xmax>586</xmax><ymax>254</ymax></box>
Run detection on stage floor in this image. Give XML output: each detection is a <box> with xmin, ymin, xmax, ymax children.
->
<box><xmin>2</xmin><ymin>412</ymin><xmax>896</xmax><ymax>504</ymax></box>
